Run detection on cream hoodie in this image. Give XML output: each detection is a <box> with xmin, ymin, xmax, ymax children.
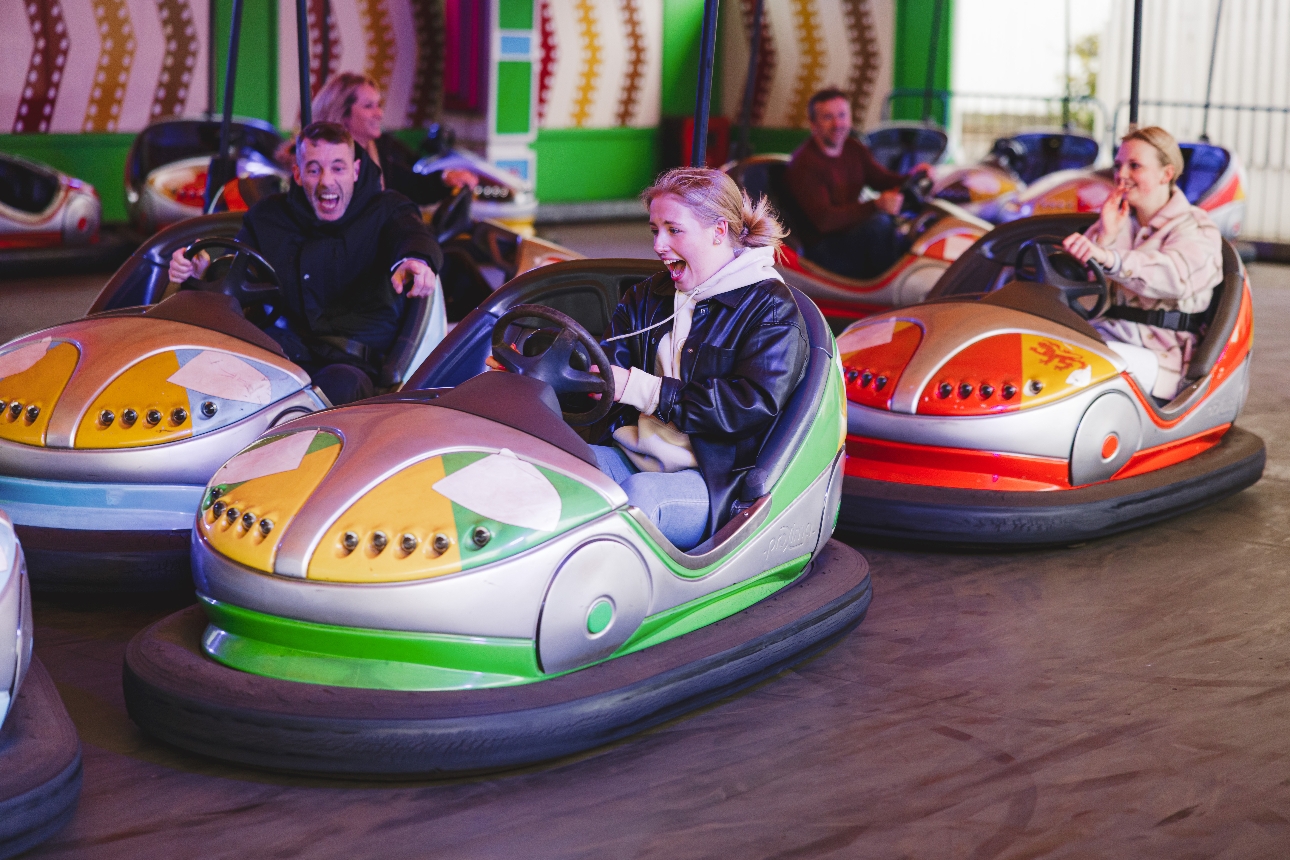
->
<box><xmin>613</xmin><ymin>246</ymin><xmax>784</xmax><ymax>473</ymax></box>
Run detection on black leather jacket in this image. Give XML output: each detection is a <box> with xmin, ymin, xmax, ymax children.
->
<box><xmin>600</xmin><ymin>272</ymin><xmax>808</xmax><ymax>539</ymax></box>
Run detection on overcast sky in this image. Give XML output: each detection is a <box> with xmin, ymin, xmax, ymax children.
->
<box><xmin>952</xmin><ymin>0</ymin><xmax>1115</xmax><ymax>97</ymax></box>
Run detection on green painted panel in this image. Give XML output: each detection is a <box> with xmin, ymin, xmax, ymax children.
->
<box><xmin>495</xmin><ymin>62</ymin><xmax>533</xmax><ymax>135</ymax></box>
<box><xmin>892</xmin><ymin>0</ymin><xmax>954</xmax><ymax>124</ymax></box>
<box><xmin>533</xmin><ymin>127</ymin><xmax>660</xmax><ymax>202</ymax></box>
<box><xmin>615</xmin><ymin>554</ymin><xmax>811</xmax><ymax>656</ymax></box>
<box><xmin>0</xmin><ymin>134</ymin><xmax>133</xmax><ymax>222</ymax></box>
<box><xmin>201</xmin><ymin>595</ymin><xmax>543</xmax><ymax>690</ymax></box>
<box><xmin>498</xmin><ymin>0</ymin><xmax>535</xmax><ymax>30</ymax></box>
<box><xmin>212</xmin><ymin>0</ymin><xmax>278</xmax><ymax>126</ymax></box>
<box><xmin>661</xmin><ymin>0</ymin><xmax>722</xmax><ymax>120</ymax></box>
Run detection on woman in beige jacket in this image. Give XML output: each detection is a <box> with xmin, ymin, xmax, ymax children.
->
<box><xmin>1063</xmin><ymin>126</ymin><xmax>1223</xmax><ymax>400</ymax></box>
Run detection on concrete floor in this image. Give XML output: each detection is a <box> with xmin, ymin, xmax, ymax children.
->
<box><xmin>5</xmin><ymin>233</ymin><xmax>1290</xmax><ymax>858</ymax></box>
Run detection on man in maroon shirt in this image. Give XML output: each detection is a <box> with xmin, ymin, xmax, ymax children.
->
<box><xmin>787</xmin><ymin>88</ymin><xmax>912</xmax><ymax>279</ymax></box>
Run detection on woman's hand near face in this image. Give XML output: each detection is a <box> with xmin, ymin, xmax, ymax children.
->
<box><xmin>1098</xmin><ymin>188</ymin><xmax>1130</xmax><ymax>240</ymax></box>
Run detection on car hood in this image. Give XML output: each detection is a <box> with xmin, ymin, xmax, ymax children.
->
<box><xmin>838</xmin><ymin>286</ymin><xmax>1125</xmax><ymax>416</ymax></box>
<box><xmin>0</xmin><ymin>310</ymin><xmax>308</xmax><ymax>449</ymax></box>
<box><xmin>198</xmin><ymin>397</ymin><xmax>626</xmax><ymax>584</ymax></box>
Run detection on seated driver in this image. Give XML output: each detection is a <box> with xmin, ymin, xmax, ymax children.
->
<box><xmin>593</xmin><ymin>168</ymin><xmax>807</xmax><ymax>551</ymax></box>
<box><xmin>786</xmin><ymin>88</ymin><xmax>912</xmax><ymax>279</ymax></box>
<box><xmin>1062</xmin><ymin>126</ymin><xmax>1222</xmax><ymax>401</ymax></box>
<box><xmin>169</xmin><ymin>121</ymin><xmax>443</xmax><ymax>405</ymax></box>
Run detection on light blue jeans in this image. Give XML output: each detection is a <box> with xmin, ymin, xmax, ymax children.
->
<box><xmin>592</xmin><ymin>445</ymin><xmax>709</xmax><ymax>551</ymax></box>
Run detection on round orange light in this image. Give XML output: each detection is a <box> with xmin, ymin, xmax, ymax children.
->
<box><xmin>1100</xmin><ymin>433</ymin><xmax>1119</xmax><ymax>460</ymax></box>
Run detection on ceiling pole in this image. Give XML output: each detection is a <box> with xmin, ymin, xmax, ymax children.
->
<box><xmin>735</xmin><ymin>0</ymin><xmax>765</xmax><ymax>161</ymax></box>
<box><xmin>297</xmin><ymin>0</ymin><xmax>313</xmax><ymax>125</ymax></box>
<box><xmin>205</xmin><ymin>0</ymin><xmax>244</xmax><ymax>212</ymax></box>
<box><xmin>921</xmin><ymin>0</ymin><xmax>944</xmax><ymax>124</ymax></box>
<box><xmin>1200</xmin><ymin>0</ymin><xmax>1225</xmax><ymax>142</ymax></box>
<box><xmin>691</xmin><ymin>0</ymin><xmax>720</xmax><ymax>167</ymax></box>
<box><xmin>1129</xmin><ymin>0</ymin><xmax>1143</xmax><ymax>128</ymax></box>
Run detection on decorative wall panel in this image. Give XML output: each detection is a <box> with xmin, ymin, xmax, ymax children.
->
<box><xmin>536</xmin><ymin>0</ymin><xmax>661</xmax><ymax>130</ymax></box>
<box><xmin>2</xmin><ymin>0</ymin><xmax>209</xmax><ymax>133</ymax></box>
<box><xmin>720</xmin><ymin>0</ymin><xmax>893</xmax><ymax>131</ymax></box>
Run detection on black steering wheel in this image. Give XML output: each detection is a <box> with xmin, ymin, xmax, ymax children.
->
<box><xmin>898</xmin><ymin>167</ymin><xmax>934</xmax><ymax>216</ymax></box>
<box><xmin>181</xmin><ymin>237</ymin><xmax>281</xmax><ymax>310</ymax></box>
<box><xmin>491</xmin><ymin>304</ymin><xmax>615</xmax><ymax>426</ymax></box>
<box><xmin>431</xmin><ymin>184</ymin><xmax>475</xmax><ymax>245</ymax></box>
<box><xmin>1014</xmin><ymin>238</ymin><xmax>1110</xmax><ymax>320</ymax></box>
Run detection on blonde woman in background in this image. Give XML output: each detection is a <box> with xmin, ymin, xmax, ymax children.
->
<box><xmin>1063</xmin><ymin>126</ymin><xmax>1223</xmax><ymax>401</ymax></box>
<box><xmin>312</xmin><ymin>72</ymin><xmax>477</xmax><ymax>203</ymax></box>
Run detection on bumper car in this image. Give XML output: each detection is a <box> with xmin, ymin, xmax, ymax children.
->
<box><xmin>414</xmin><ymin>146</ymin><xmax>538</xmax><ymax>236</ymax></box>
<box><xmin>122</xmin><ymin>258</ymin><xmax>871</xmax><ymax>777</ymax></box>
<box><xmin>125</xmin><ymin>117</ymin><xmax>288</xmax><ymax>234</ymax></box>
<box><xmin>0</xmin><ymin>153</ymin><xmax>100</xmax><ymax>253</ymax></box>
<box><xmin>992</xmin><ymin>141</ymin><xmax>1246</xmax><ymax>240</ymax></box>
<box><xmin>933</xmin><ymin>131</ymin><xmax>1101</xmax><ymax>222</ymax></box>
<box><xmin>837</xmin><ymin>212</ymin><xmax>1264</xmax><ymax>547</ymax></box>
<box><xmin>726</xmin><ymin>155</ymin><xmax>989</xmax><ymax>322</ymax></box>
<box><xmin>0</xmin><ymin>212</ymin><xmax>447</xmax><ymax>593</ymax></box>
<box><xmin>0</xmin><ymin>510</ymin><xmax>83</xmax><ymax>859</ymax></box>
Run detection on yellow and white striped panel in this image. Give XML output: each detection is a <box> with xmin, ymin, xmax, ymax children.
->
<box><xmin>539</xmin><ymin>0</ymin><xmax>661</xmax><ymax>130</ymax></box>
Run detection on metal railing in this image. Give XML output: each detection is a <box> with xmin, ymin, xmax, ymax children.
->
<box><xmin>1113</xmin><ymin>99</ymin><xmax>1290</xmax><ymax>243</ymax></box>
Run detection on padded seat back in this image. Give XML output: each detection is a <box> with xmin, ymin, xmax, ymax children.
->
<box><xmin>1185</xmin><ymin>240</ymin><xmax>1244</xmax><ymax>381</ymax></box>
<box><xmin>742</xmin><ymin>285</ymin><xmax>834</xmax><ymax>500</ymax></box>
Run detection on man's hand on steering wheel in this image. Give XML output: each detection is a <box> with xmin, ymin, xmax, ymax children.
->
<box><xmin>875</xmin><ymin>189</ymin><xmax>904</xmax><ymax>217</ymax></box>
<box><xmin>391</xmin><ymin>258</ymin><xmax>439</xmax><ymax>298</ymax></box>
<box><xmin>169</xmin><ymin>247</ymin><xmax>211</xmax><ymax>283</ymax></box>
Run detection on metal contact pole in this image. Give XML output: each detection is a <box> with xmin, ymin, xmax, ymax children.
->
<box><xmin>1200</xmin><ymin>0</ymin><xmax>1224</xmax><ymax>142</ymax></box>
<box><xmin>922</xmin><ymin>0</ymin><xmax>944</xmax><ymax>124</ymax></box>
<box><xmin>735</xmin><ymin>0</ymin><xmax>764</xmax><ymax>160</ymax></box>
<box><xmin>1129</xmin><ymin>0</ymin><xmax>1143</xmax><ymax>127</ymax></box>
<box><xmin>297</xmin><ymin>0</ymin><xmax>313</xmax><ymax>125</ymax></box>
<box><xmin>205</xmin><ymin>0</ymin><xmax>243</xmax><ymax>211</ymax></box>
<box><xmin>692</xmin><ymin>0</ymin><xmax>720</xmax><ymax>166</ymax></box>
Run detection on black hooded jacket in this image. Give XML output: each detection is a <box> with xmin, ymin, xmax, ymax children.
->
<box><xmin>600</xmin><ymin>273</ymin><xmax>808</xmax><ymax>539</ymax></box>
<box><xmin>236</xmin><ymin>149</ymin><xmax>442</xmax><ymax>355</ymax></box>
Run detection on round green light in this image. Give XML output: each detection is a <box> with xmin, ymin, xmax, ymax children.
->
<box><xmin>586</xmin><ymin>599</ymin><xmax>614</xmax><ymax>635</ymax></box>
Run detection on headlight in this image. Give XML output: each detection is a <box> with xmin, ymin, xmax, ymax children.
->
<box><xmin>0</xmin><ymin>339</ymin><xmax>80</xmax><ymax>447</ymax></box>
<box><xmin>74</xmin><ymin>348</ymin><xmax>303</xmax><ymax>449</ymax></box>
<box><xmin>837</xmin><ymin>319</ymin><xmax>923</xmax><ymax>411</ymax></box>
<box><xmin>199</xmin><ymin>429</ymin><xmax>344</xmax><ymax>574</ymax></box>
<box><xmin>916</xmin><ymin>333</ymin><xmax>1118</xmax><ymax>415</ymax></box>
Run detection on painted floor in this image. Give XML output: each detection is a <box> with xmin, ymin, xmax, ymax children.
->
<box><xmin>4</xmin><ymin>235</ymin><xmax>1290</xmax><ymax>859</ymax></box>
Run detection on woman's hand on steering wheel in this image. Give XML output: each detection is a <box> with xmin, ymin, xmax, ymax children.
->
<box><xmin>1061</xmin><ymin>232</ymin><xmax>1114</xmax><ymax>270</ymax></box>
<box><xmin>490</xmin><ymin>304</ymin><xmax>616</xmax><ymax>425</ymax></box>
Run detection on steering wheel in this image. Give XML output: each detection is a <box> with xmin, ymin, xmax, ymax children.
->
<box><xmin>1014</xmin><ymin>238</ymin><xmax>1110</xmax><ymax>320</ymax></box>
<box><xmin>181</xmin><ymin>237</ymin><xmax>281</xmax><ymax>310</ymax></box>
<box><xmin>898</xmin><ymin>167</ymin><xmax>934</xmax><ymax>216</ymax></box>
<box><xmin>431</xmin><ymin>184</ymin><xmax>474</xmax><ymax>245</ymax></box>
<box><xmin>491</xmin><ymin>304</ymin><xmax>615</xmax><ymax>426</ymax></box>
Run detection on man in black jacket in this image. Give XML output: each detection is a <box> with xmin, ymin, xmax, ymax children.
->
<box><xmin>169</xmin><ymin>121</ymin><xmax>443</xmax><ymax>404</ymax></box>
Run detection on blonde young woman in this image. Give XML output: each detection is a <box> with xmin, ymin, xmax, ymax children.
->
<box><xmin>312</xmin><ymin>72</ymin><xmax>476</xmax><ymax>202</ymax></box>
<box><xmin>1062</xmin><ymin>126</ymin><xmax>1223</xmax><ymax>400</ymax></box>
<box><xmin>592</xmin><ymin>168</ymin><xmax>807</xmax><ymax>550</ymax></box>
